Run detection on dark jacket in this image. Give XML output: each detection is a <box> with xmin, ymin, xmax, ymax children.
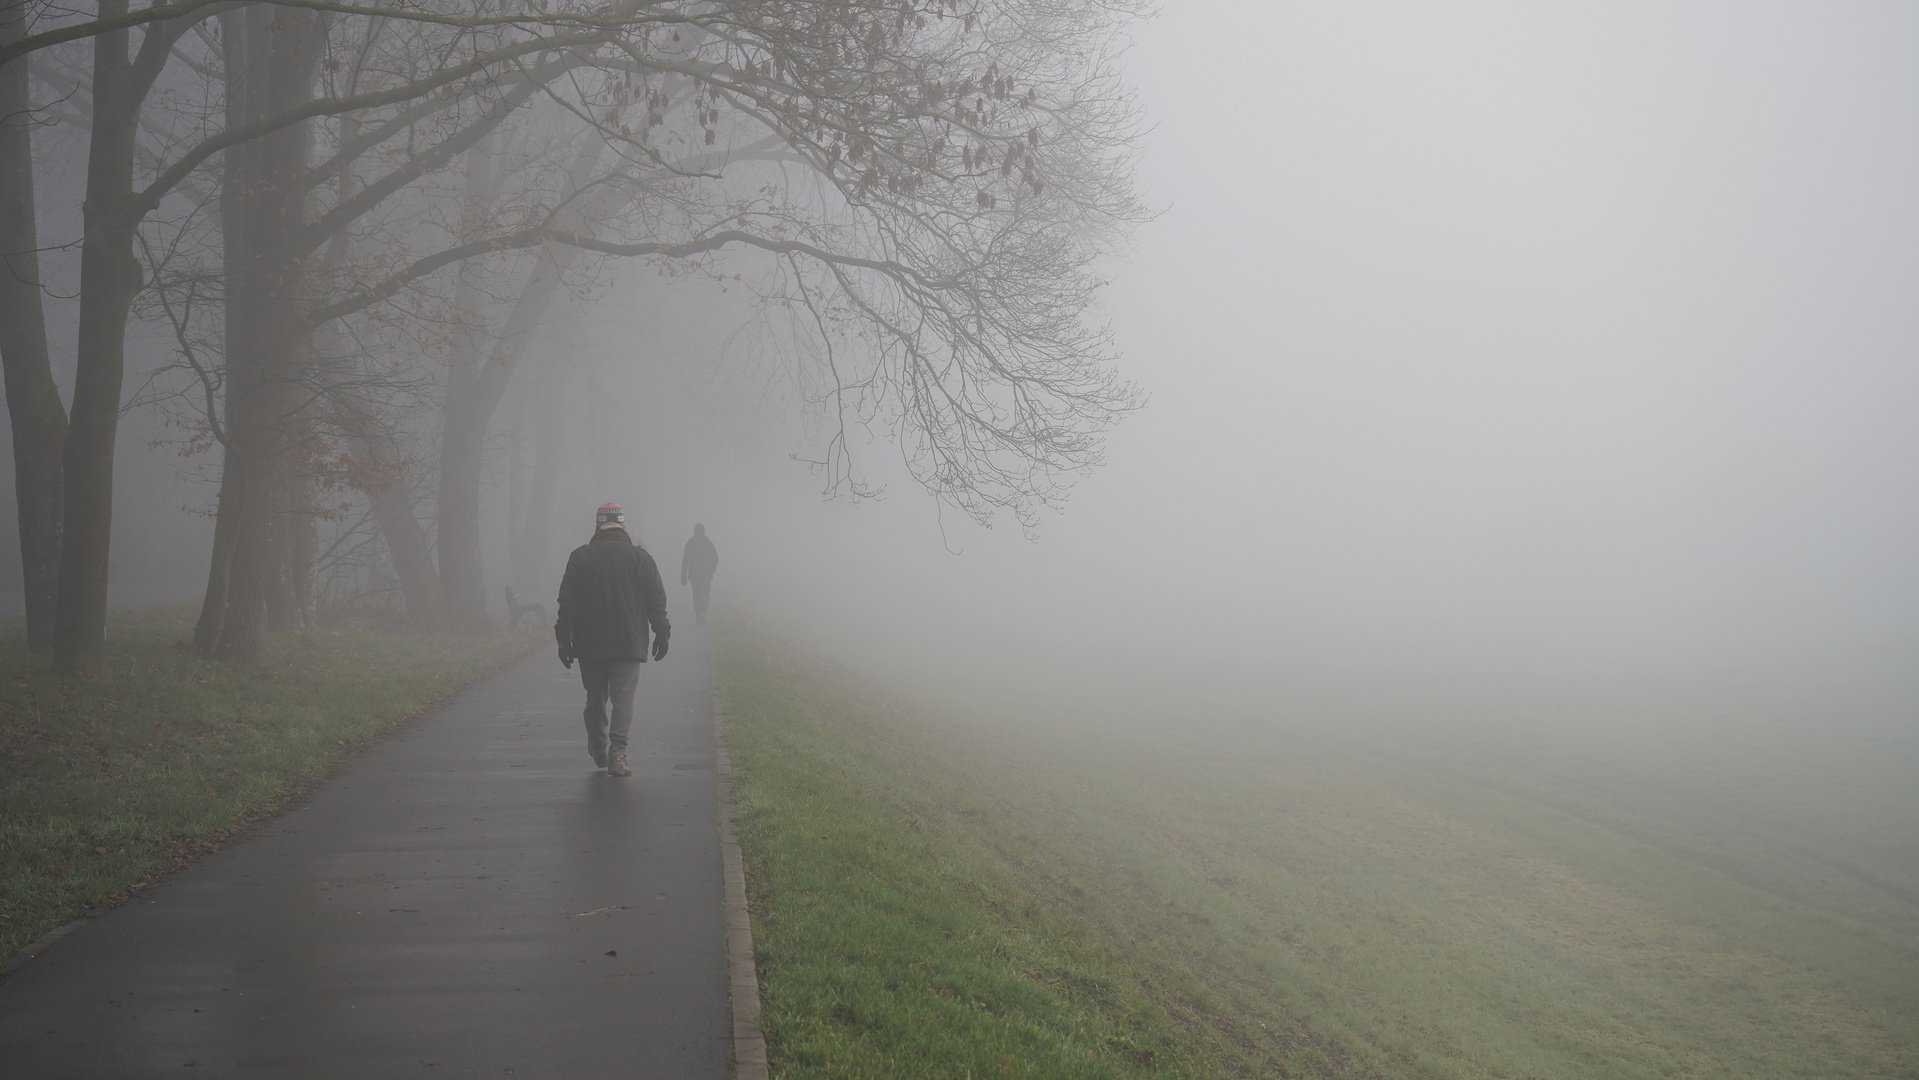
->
<box><xmin>680</xmin><ymin>534</ymin><xmax>719</xmax><ymax>585</ymax></box>
<box><xmin>555</xmin><ymin>528</ymin><xmax>670</xmax><ymax>661</ymax></box>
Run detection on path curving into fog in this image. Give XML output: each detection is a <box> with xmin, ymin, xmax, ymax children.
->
<box><xmin>0</xmin><ymin>628</ymin><xmax>728</xmax><ymax>1079</ymax></box>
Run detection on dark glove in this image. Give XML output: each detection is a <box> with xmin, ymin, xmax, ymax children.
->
<box><xmin>651</xmin><ymin>633</ymin><xmax>669</xmax><ymax>662</ymax></box>
<box><xmin>558</xmin><ymin>646</ymin><xmax>574</xmax><ymax>669</ymax></box>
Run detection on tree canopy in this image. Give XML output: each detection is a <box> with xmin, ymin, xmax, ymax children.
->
<box><xmin>0</xmin><ymin>0</ymin><xmax>1150</xmax><ymax>668</ymax></box>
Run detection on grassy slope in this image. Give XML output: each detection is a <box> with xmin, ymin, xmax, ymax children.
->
<box><xmin>723</xmin><ymin>622</ymin><xmax>1382</xmax><ymax>1080</ymax></box>
<box><xmin>0</xmin><ymin>607</ymin><xmax>534</xmax><ymax>962</ymax></box>
<box><xmin>720</xmin><ymin>621</ymin><xmax>1918</xmax><ymax>1080</ymax></box>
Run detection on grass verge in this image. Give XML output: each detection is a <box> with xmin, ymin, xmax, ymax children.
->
<box><xmin>0</xmin><ymin>606</ymin><xmax>535</xmax><ymax>964</ymax></box>
<box><xmin>720</xmin><ymin>620</ymin><xmax>1346</xmax><ymax>1079</ymax></box>
<box><xmin>719</xmin><ymin>618</ymin><xmax>1918</xmax><ymax>1080</ymax></box>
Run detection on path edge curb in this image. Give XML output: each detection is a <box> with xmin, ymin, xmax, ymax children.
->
<box><xmin>713</xmin><ymin>662</ymin><xmax>770</xmax><ymax>1080</ymax></box>
<box><xmin>0</xmin><ymin>911</ymin><xmax>97</xmax><ymax>980</ymax></box>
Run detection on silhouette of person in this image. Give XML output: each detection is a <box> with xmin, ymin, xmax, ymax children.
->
<box><xmin>554</xmin><ymin>503</ymin><xmax>669</xmax><ymax>777</ymax></box>
<box><xmin>679</xmin><ymin>523</ymin><xmax>720</xmax><ymax>626</ymax></box>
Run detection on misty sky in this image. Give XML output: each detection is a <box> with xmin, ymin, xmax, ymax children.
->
<box><xmin>1113</xmin><ymin>1</ymin><xmax>1918</xmax><ymax>684</ymax></box>
<box><xmin>712</xmin><ymin>2</ymin><xmax>1919</xmax><ymax>693</ymax></box>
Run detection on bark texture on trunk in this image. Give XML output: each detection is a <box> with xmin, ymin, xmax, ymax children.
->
<box><xmin>0</xmin><ymin>0</ymin><xmax>66</xmax><ymax>654</ymax></box>
<box><xmin>53</xmin><ymin>0</ymin><xmax>150</xmax><ymax>674</ymax></box>
<box><xmin>200</xmin><ymin>5</ymin><xmax>328</xmax><ymax>663</ymax></box>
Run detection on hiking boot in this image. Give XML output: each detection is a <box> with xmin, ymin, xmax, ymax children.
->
<box><xmin>588</xmin><ymin>743</ymin><xmax>607</xmax><ymax>768</ymax></box>
<box><xmin>606</xmin><ymin>749</ymin><xmax>632</xmax><ymax>777</ymax></box>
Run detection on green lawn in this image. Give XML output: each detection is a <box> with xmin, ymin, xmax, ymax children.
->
<box><xmin>721</xmin><ymin>621</ymin><xmax>1329</xmax><ymax>1079</ymax></box>
<box><xmin>0</xmin><ymin>607</ymin><xmax>534</xmax><ymax>964</ymax></box>
<box><xmin>720</xmin><ymin>619</ymin><xmax>1919</xmax><ymax>1079</ymax></box>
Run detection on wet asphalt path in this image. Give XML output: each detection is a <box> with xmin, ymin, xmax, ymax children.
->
<box><xmin>0</xmin><ymin>627</ymin><xmax>728</xmax><ymax>1079</ymax></box>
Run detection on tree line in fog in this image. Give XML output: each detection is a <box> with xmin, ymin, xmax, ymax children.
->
<box><xmin>0</xmin><ymin>0</ymin><xmax>1146</xmax><ymax>673</ymax></box>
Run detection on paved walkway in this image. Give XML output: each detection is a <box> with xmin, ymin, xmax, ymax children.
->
<box><xmin>0</xmin><ymin>627</ymin><xmax>730</xmax><ymax>1078</ymax></box>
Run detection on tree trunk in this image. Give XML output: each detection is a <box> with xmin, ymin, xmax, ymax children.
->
<box><xmin>287</xmin><ymin>473</ymin><xmax>317</xmax><ymax>632</ymax></box>
<box><xmin>192</xmin><ymin>464</ymin><xmax>242</xmax><ymax>650</ymax></box>
<box><xmin>193</xmin><ymin>7</ymin><xmax>255</xmax><ymax>653</ymax></box>
<box><xmin>47</xmin><ymin>1</ymin><xmax>197</xmax><ymax>673</ymax></box>
<box><xmin>436</xmin><ymin>138</ymin><xmax>604</xmax><ymax>627</ymax></box>
<box><xmin>267</xmin><ymin>470</ymin><xmax>316</xmax><ymax>633</ymax></box>
<box><xmin>0</xmin><ymin>0</ymin><xmax>66</xmax><ymax>654</ymax></box>
<box><xmin>510</xmin><ymin>357</ymin><xmax>568</xmax><ymax>600</ymax></box>
<box><xmin>437</xmin><ymin>247</ymin><xmax>580</xmax><ymax>625</ymax></box>
<box><xmin>504</xmin><ymin>386</ymin><xmax>528</xmax><ymax>591</ymax></box>
<box><xmin>263</xmin><ymin>475</ymin><xmax>290</xmax><ymax>633</ymax></box>
<box><xmin>364</xmin><ymin>462</ymin><xmax>444</xmax><ymax>630</ymax></box>
<box><xmin>435</xmin><ymin>355</ymin><xmax>489</xmax><ymax>627</ymax></box>
<box><xmin>201</xmin><ymin>4</ymin><xmax>328</xmax><ymax>664</ymax></box>
<box><xmin>213</xmin><ymin>455</ymin><xmax>273</xmax><ymax>662</ymax></box>
<box><xmin>52</xmin><ymin>0</ymin><xmax>147</xmax><ymax>675</ymax></box>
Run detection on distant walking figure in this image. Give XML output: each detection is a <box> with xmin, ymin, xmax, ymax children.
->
<box><xmin>554</xmin><ymin>503</ymin><xmax>670</xmax><ymax>777</ymax></box>
<box><xmin>679</xmin><ymin>523</ymin><xmax>720</xmax><ymax>626</ymax></box>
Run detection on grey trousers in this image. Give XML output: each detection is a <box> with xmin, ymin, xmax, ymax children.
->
<box><xmin>691</xmin><ymin>578</ymin><xmax>712</xmax><ymax>621</ymax></box>
<box><xmin>579</xmin><ymin>658</ymin><xmax>642</xmax><ymax>753</ymax></box>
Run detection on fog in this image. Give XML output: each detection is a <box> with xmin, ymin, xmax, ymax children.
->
<box><xmin>612</xmin><ymin>2</ymin><xmax>1919</xmax><ymax>709</ymax></box>
<box><xmin>5</xmin><ymin>2</ymin><xmax>1917</xmax><ymax>711</ymax></box>
<box><xmin>1103</xmin><ymin>1</ymin><xmax>1919</xmax><ymax>696</ymax></box>
<box><xmin>6</xmin><ymin>7</ymin><xmax>1919</xmax><ymax>1074</ymax></box>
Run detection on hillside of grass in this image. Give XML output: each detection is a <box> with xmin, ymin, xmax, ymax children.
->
<box><xmin>720</xmin><ymin>622</ymin><xmax>1343</xmax><ymax>1079</ymax></box>
<box><xmin>0</xmin><ymin>607</ymin><xmax>534</xmax><ymax>963</ymax></box>
<box><xmin>719</xmin><ymin>619</ymin><xmax>1919</xmax><ymax>1080</ymax></box>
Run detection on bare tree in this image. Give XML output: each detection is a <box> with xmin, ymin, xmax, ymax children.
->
<box><xmin>357</xmin><ymin>0</ymin><xmax>1152</xmax><ymax>624</ymax></box>
<box><xmin>0</xmin><ymin>0</ymin><xmax>64</xmax><ymax>652</ymax></box>
<box><xmin>4</xmin><ymin>0</ymin><xmax>630</xmax><ymax>669</ymax></box>
<box><xmin>7</xmin><ymin>0</ymin><xmax>1148</xmax><ymax>668</ymax></box>
<box><xmin>507</xmin><ymin>323</ymin><xmax>571</xmax><ymax>601</ymax></box>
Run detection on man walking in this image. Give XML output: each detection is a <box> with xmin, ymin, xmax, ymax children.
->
<box><xmin>679</xmin><ymin>523</ymin><xmax>720</xmax><ymax>626</ymax></box>
<box><xmin>555</xmin><ymin>503</ymin><xmax>670</xmax><ymax>777</ymax></box>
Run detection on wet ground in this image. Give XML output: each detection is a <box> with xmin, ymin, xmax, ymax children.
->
<box><xmin>0</xmin><ymin>629</ymin><xmax>728</xmax><ymax>1079</ymax></box>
